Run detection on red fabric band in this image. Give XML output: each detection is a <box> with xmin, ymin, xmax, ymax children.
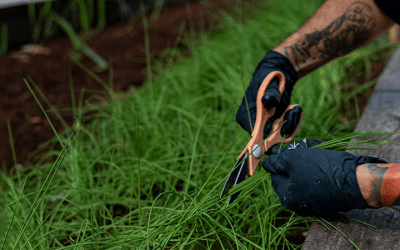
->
<box><xmin>382</xmin><ymin>163</ymin><xmax>400</xmax><ymax>207</ymax></box>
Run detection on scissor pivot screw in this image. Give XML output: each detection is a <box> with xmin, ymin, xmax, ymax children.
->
<box><xmin>252</xmin><ymin>145</ymin><xmax>262</xmax><ymax>158</ymax></box>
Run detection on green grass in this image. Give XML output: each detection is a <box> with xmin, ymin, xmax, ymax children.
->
<box><xmin>48</xmin><ymin>11</ymin><xmax>109</xmax><ymax>72</ymax></box>
<box><xmin>29</xmin><ymin>0</ymin><xmax>107</xmax><ymax>42</ymax></box>
<box><xmin>1</xmin><ymin>0</ymin><xmax>400</xmax><ymax>249</ymax></box>
<box><xmin>20</xmin><ymin>0</ymin><xmax>108</xmax><ymax>70</ymax></box>
<box><xmin>0</xmin><ymin>22</ymin><xmax>8</xmax><ymax>57</ymax></box>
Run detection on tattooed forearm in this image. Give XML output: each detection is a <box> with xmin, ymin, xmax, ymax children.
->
<box><xmin>356</xmin><ymin>163</ymin><xmax>400</xmax><ymax>208</ymax></box>
<box><xmin>285</xmin><ymin>2</ymin><xmax>375</xmax><ymax>73</ymax></box>
<box><xmin>357</xmin><ymin>163</ymin><xmax>388</xmax><ymax>207</ymax></box>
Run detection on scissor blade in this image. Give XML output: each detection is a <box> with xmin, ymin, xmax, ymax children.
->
<box><xmin>220</xmin><ymin>152</ymin><xmax>248</xmax><ymax>205</ymax></box>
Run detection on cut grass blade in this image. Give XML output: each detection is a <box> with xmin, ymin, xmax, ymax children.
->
<box><xmin>341</xmin><ymin>214</ymin><xmax>376</xmax><ymax>228</ymax></box>
<box><xmin>317</xmin><ymin>218</ymin><xmax>360</xmax><ymax>250</ymax></box>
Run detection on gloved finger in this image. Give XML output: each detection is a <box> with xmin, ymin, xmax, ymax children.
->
<box><xmin>307</xmin><ymin>138</ymin><xmax>333</xmax><ymax>149</ymax></box>
<box><xmin>270</xmin><ymin>174</ymin><xmax>290</xmax><ymax>204</ymax></box>
<box><xmin>266</xmin><ymin>144</ymin><xmax>284</xmax><ymax>155</ymax></box>
<box><xmin>262</xmin><ymin>153</ymin><xmax>288</xmax><ymax>175</ymax></box>
<box><xmin>290</xmin><ymin>138</ymin><xmax>327</xmax><ymax>148</ymax></box>
<box><xmin>261</xmin><ymin>77</ymin><xmax>281</xmax><ymax>110</ymax></box>
<box><xmin>266</xmin><ymin>136</ymin><xmax>305</xmax><ymax>155</ymax></box>
<box><xmin>263</xmin><ymin>93</ymin><xmax>291</xmax><ymax>138</ymax></box>
<box><xmin>262</xmin><ymin>109</ymin><xmax>292</xmax><ymax>139</ymax></box>
<box><xmin>269</xmin><ymin>174</ymin><xmax>287</xmax><ymax>191</ymax></box>
<box><xmin>281</xmin><ymin>106</ymin><xmax>302</xmax><ymax>137</ymax></box>
<box><xmin>263</xmin><ymin>106</ymin><xmax>302</xmax><ymax>154</ymax></box>
<box><xmin>263</xmin><ymin>120</ymin><xmax>274</xmax><ymax>139</ymax></box>
<box><xmin>261</xmin><ymin>77</ymin><xmax>280</xmax><ymax>138</ymax></box>
<box><xmin>308</xmin><ymin>138</ymin><xmax>324</xmax><ymax>146</ymax></box>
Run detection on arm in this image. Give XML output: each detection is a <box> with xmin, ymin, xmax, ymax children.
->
<box><xmin>272</xmin><ymin>0</ymin><xmax>396</xmax><ymax>79</ymax></box>
<box><xmin>356</xmin><ymin>163</ymin><xmax>400</xmax><ymax>208</ymax></box>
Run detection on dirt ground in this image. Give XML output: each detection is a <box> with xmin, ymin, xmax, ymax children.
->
<box><xmin>0</xmin><ymin>0</ymin><xmax>258</xmax><ymax>174</ymax></box>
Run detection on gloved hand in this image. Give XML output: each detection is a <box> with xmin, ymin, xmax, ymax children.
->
<box><xmin>236</xmin><ymin>50</ymin><xmax>302</xmax><ymax>154</ymax></box>
<box><xmin>263</xmin><ymin>138</ymin><xmax>388</xmax><ymax>217</ymax></box>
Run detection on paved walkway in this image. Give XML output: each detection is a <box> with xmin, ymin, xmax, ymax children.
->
<box><xmin>302</xmin><ymin>48</ymin><xmax>400</xmax><ymax>249</ymax></box>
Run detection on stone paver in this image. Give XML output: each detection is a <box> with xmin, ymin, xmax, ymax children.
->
<box><xmin>302</xmin><ymin>48</ymin><xmax>400</xmax><ymax>250</ymax></box>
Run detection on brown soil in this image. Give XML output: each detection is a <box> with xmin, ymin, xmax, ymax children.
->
<box><xmin>0</xmin><ymin>0</ymin><xmax>256</xmax><ymax>175</ymax></box>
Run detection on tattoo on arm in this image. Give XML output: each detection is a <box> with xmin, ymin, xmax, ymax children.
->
<box><xmin>284</xmin><ymin>2</ymin><xmax>376</xmax><ymax>72</ymax></box>
<box><xmin>363</xmin><ymin>163</ymin><xmax>388</xmax><ymax>207</ymax></box>
<box><xmin>362</xmin><ymin>163</ymin><xmax>400</xmax><ymax>207</ymax></box>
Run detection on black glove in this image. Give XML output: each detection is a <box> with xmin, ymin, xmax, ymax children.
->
<box><xmin>263</xmin><ymin>138</ymin><xmax>388</xmax><ymax>217</ymax></box>
<box><xmin>236</xmin><ymin>50</ymin><xmax>302</xmax><ymax>154</ymax></box>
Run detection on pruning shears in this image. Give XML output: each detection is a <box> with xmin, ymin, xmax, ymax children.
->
<box><xmin>220</xmin><ymin>71</ymin><xmax>303</xmax><ymax>206</ymax></box>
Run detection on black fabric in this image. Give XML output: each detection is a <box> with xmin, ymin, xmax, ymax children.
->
<box><xmin>236</xmin><ymin>51</ymin><xmax>301</xmax><ymax>146</ymax></box>
<box><xmin>263</xmin><ymin>138</ymin><xmax>388</xmax><ymax>218</ymax></box>
<box><xmin>374</xmin><ymin>0</ymin><xmax>400</xmax><ymax>25</ymax></box>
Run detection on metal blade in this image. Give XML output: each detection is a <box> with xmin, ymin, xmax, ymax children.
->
<box><xmin>220</xmin><ymin>152</ymin><xmax>248</xmax><ymax>205</ymax></box>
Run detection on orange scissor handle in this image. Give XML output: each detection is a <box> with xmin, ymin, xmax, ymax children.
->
<box><xmin>237</xmin><ymin>71</ymin><xmax>303</xmax><ymax>176</ymax></box>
